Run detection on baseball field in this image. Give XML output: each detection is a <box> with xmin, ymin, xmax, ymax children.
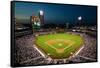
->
<box><xmin>35</xmin><ymin>33</ymin><xmax>84</xmax><ymax>59</ymax></box>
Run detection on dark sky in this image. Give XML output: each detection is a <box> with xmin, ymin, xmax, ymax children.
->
<box><xmin>14</xmin><ymin>2</ymin><xmax>97</xmax><ymax>25</ymax></box>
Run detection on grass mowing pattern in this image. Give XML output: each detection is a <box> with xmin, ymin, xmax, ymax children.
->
<box><xmin>35</xmin><ymin>33</ymin><xmax>83</xmax><ymax>59</ymax></box>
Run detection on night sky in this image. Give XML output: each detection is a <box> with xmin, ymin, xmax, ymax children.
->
<box><xmin>14</xmin><ymin>2</ymin><xmax>97</xmax><ymax>25</ymax></box>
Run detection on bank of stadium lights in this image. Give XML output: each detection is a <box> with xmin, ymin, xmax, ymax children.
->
<box><xmin>39</xmin><ymin>10</ymin><xmax>44</xmax><ymax>15</ymax></box>
<box><xmin>66</xmin><ymin>23</ymin><xmax>69</xmax><ymax>29</ymax></box>
<box><xmin>77</xmin><ymin>16</ymin><xmax>82</xmax><ymax>28</ymax></box>
<box><xmin>78</xmin><ymin>16</ymin><xmax>82</xmax><ymax>21</ymax></box>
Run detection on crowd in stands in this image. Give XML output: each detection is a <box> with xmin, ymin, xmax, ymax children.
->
<box><xmin>78</xmin><ymin>34</ymin><xmax>97</xmax><ymax>59</ymax></box>
<box><xmin>14</xmin><ymin>34</ymin><xmax>44</xmax><ymax>66</ymax></box>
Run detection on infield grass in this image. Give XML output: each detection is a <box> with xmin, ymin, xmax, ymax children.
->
<box><xmin>35</xmin><ymin>33</ymin><xmax>84</xmax><ymax>59</ymax></box>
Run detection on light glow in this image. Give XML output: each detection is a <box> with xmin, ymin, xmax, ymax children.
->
<box><xmin>40</xmin><ymin>10</ymin><xmax>43</xmax><ymax>15</ymax></box>
<box><xmin>78</xmin><ymin>16</ymin><xmax>82</xmax><ymax>21</ymax></box>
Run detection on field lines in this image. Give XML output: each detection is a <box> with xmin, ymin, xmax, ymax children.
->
<box><xmin>64</xmin><ymin>42</ymin><xmax>75</xmax><ymax>50</ymax></box>
<box><xmin>35</xmin><ymin>33</ymin><xmax>83</xmax><ymax>59</ymax></box>
<box><xmin>74</xmin><ymin>45</ymin><xmax>84</xmax><ymax>56</ymax></box>
<box><xmin>45</xmin><ymin>42</ymin><xmax>64</xmax><ymax>53</ymax></box>
<box><xmin>45</xmin><ymin>41</ymin><xmax>75</xmax><ymax>53</ymax></box>
<box><xmin>45</xmin><ymin>42</ymin><xmax>57</xmax><ymax>50</ymax></box>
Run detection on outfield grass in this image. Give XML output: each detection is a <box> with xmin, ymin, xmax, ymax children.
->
<box><xmin>35</xmin><ymin>33</ymin><xmax>84</xmax><ymax>59</ymax></box>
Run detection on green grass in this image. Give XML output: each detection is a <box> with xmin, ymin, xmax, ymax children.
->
<box><xmin>35</xmin><ymin>33</ymin><xmax>84</xmax><ymax>59</ymax></box>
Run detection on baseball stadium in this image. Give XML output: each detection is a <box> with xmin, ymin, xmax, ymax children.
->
<box><xmin>12</xmin><ymin>1</ymin><xmax>97</xmax><ymax>67</ymax></box>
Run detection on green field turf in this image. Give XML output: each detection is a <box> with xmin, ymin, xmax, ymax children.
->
<box><xmin>35</xmin><ymin>33</ymin><xmax>84</xmax><ymax>59</ymax></box>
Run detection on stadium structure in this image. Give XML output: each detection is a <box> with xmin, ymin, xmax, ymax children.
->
<box><xmin>13</xmin><ymin>10</ymin><xmax>97</xmax><ymax>66</ymax></box>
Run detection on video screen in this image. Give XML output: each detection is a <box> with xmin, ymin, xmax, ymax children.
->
<box><xmin>11</xmin><ymin>1</ymin><xmax>97</xmax><ymax>67</ymax></box>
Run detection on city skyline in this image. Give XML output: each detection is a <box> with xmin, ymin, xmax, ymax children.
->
<box><xmin>14</xmin><ymin>2</ymin><xmax>97</xmax><ymax>25</ymax></box>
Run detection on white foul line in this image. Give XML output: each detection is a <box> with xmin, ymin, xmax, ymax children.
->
<box><xmin>34</xmin><ymin>45</ymin><xmax>46</xmax><ymax>58</ymax></box>
<box><xmin>75</xmin><ymin>45</ymin><xmax>84</xmax><ymax>56</ymax></box>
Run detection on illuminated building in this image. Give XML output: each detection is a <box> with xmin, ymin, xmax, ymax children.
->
<box><xmin>30</xmin><ymin>16</ymin><xmax>41</xmax><ymax>30</ymax></box>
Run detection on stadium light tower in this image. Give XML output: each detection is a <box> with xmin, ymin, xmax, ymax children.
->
<box><xmin>39</xmin><ymin>10</ymin><xmax>44</xmax><ymax>25</ymax></box>
<box><xmin>39</xmin><ymin>10</ymin><xmax>44</xmax><ymax>15</ymax></box>
<box><xmin>66</xmin><ymin>23</ymin><xmax>69</xmax><ymax>29</ymax></box>
<box><xmin>78</xmin><ymin>16</ymin><xmax>82</xmax><ymax>27</ymax></box>
<box><xmin>78</xmin><ymin>16</ymin><xmax>82</xmax><ymax>21</ymax></box>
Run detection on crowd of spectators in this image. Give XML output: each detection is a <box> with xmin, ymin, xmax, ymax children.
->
<box><xmin>77</xmin><ymin>33</ymin><xmax>97</xmax><ymax>59</ymax></box>
<box><xmin>14</xmin><ymin>34</ymin><xmax>44</xmax><ymax>66</ymax></box>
